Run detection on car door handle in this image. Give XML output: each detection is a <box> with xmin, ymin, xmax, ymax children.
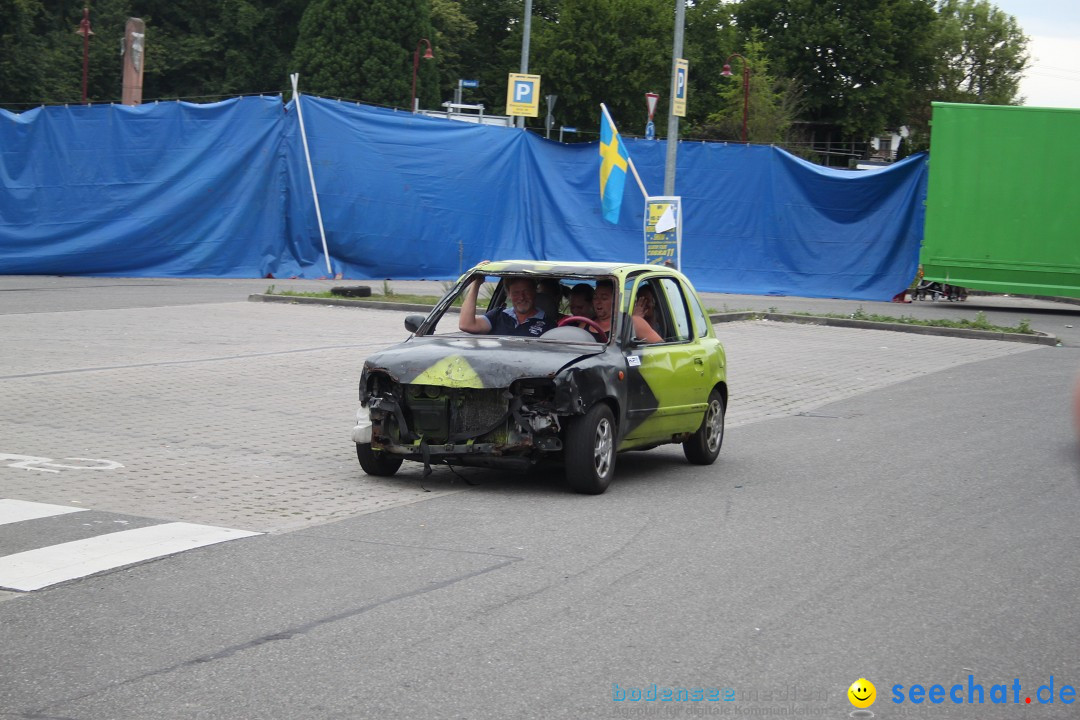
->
<box><xmin>693</xmin><ymin>357</ymin><xmax>704</xmax><ymax>365</ymax></box>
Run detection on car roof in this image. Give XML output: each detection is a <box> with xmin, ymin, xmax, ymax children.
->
<box><xmin>471</xmin><ymin>260</ymin><xmax>685</xmax><ymax>280</ymax></box>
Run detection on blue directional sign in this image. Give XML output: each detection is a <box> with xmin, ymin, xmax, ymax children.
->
<box><xmin>461</xmin><ymin>79</ymin><xmax>479</xmax><ymax>88</ymax></box>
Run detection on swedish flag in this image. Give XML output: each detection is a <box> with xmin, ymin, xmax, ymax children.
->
<box><xmin>599</xmin><ymin>105</ymin><xmax>630</xmax><ymax>224</ymax></box>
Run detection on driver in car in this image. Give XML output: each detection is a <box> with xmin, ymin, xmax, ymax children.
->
<box><xmin>459</xmin><ymin>274</ymin><xmax>552</xmax><ymax>337</ymax></box>
<box><xmin>573</xmin><ymin>279</ymin><xmax>661</xmax><ymax>344</ymax></box>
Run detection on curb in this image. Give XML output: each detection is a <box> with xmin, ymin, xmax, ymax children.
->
<box><xmin>248</xmin><ymin>294</ymin><xmax>460</xmax><ymax>314</ymax></box>
<box><xmin>709</xmin><ymin>311</ymin><xmax>1059</xmax><ymax>346</ymax></box>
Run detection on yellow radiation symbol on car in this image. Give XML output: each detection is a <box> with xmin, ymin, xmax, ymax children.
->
<box><xmin>848</xmin><ymin>678</ymin><xmax>876</xmax><ymax>708</ymax></box>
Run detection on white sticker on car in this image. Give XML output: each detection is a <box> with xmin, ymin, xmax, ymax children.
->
<box><xmin>627</xmin><ymin>356</ymin><xmax>641</xmax><ymax>367</ymax></box>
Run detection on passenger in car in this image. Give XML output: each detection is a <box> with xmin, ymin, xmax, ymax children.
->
<box><xmin>568</xmin><ymin>283</ymin><xmax>595</xmax><ymax>319</ymax></box>
<box><xmin>633</xmin><ymin>284</ymin><xmax>664</xmax><ymax>336</ymax></box>
<box><xmin>535</xmin><ymin>277</ymin><xmax>565</xmax><ymax>323</ymax></box>
<box><xmin>586</xmin><ymin>279</ymin><xmax>662</xmax><ymax>344</ymax></box>
<box><xmin>459</xmin><ymin>275</ymin><xmax>552</xmax><ymax>337</ymax></box>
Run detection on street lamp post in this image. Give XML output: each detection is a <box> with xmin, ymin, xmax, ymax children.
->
<box><xmin>721</xmin><ymin>53</ymin><xmax>750</xmax><ymax>143</ymax></box>
<box><xmin>75</xmin><ymin>7</ymin><xmax>94</xmax><ymax>103</ymax></box>
<box><xmin>410</xmin><ymin>38</ymin><xmax>434</xmax><ymax>113</ymax></box>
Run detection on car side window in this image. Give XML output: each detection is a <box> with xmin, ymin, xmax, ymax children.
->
<box><xmin>658</xmin><ymin>278</ymin><xmax>691</xmax><ymax>343</ymax></box>
<box><xmin>685</xmin><ymin>285</ymin><xmax>710</xmax><ymax>339</ymax></box>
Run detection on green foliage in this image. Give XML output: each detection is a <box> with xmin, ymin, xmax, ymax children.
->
<box><xmin>736</xmin><ymin>0</ymin><xmax>939</xmax><ymax>139</ymax></box>
<box><xmin>682</xmin><ymin>0</ymin><xmax>739</xmax><ymax>125</ymax></box>
<box><xmin>0</xmin><ymin>0</ymin><xmax>1039</xmax><ymax>159</ymax></box>
<box><xmin>532</xmin><ymin>0</ymin><xmax>672</xmax><ymax>135</ymax></box>
<box><xmin>292</xmin><ymin>0</ymin><xmax>438</xmax><ymax>107</ymax></box>
<box><xmin>697</xmin><ymin>32</ymin><xmax>799</xmax><ymax>144</ymax></box>
<box><xmin>903</xmin><ymin>0</ymin><xmax>1029</xmax><ymax>152</ymax></box>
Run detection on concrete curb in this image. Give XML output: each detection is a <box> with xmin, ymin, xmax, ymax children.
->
<box><xmin>248</xmin><ymin>294</ymin><xmax>460</xmax><ymax>314</ymax></box>
<box><xmin>249</xmin><ymin>295</ymin><xmax>1058</xmax><ymax>346</ymax></box>
<box><xmin>709</xmin><ymin>311</ymin><xmax>1059</xmax><ymax>346</ymax></box>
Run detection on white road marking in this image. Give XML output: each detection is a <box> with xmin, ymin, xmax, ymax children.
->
<box><xmin>0</xmin><ymin>499</ymin><xmax>88</xmax><ymax>526</ymax></box>
<box><xmin>0</xmin><ymin>522</ymin><xmax>261</xmax><ymax>591</ymax></box>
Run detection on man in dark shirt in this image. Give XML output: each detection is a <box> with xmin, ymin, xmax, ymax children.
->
<box><xmin>459</xmin><ymin>273</ymin><xmax>551</xmax><ymax>337</ymax></box>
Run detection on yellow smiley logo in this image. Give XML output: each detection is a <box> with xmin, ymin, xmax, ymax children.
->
<box><xmin>848</xmin><ymin>678</ymin><xmax>876</xmax><ymax>708</ymax></box>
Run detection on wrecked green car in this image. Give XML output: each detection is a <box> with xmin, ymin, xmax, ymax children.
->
<box><xmin>352</xmin><ymin>261</ymin><xmax>727</xmax><ymax>494</ymax></box>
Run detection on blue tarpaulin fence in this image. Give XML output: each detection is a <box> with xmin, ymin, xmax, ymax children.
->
<box><xmin>1</xmin><ymin>94</ymin><xmax>927</xmax><ymax>300</ymax></box>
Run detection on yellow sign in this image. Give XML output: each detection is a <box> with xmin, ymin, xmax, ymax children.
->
<box><xmin>644</xmin><ymin>196</ymin><xmax>681</xmax><ymax>269</ymax></box>
<box><xmin>672</xmin><ymin>59</ymin><xmax>688</xmax><ymax>117</ymax></box>
<box><xmin>506</xmin><ymin>73</ymin><xmax>541</xmax><ymax>117</ymax></box>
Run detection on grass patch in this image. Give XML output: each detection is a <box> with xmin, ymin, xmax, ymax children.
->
<box><xmin>270</xmin><ymin>289</ymin><xmax>459</xmax><ymax>306</ymax></box>
<box><xmin>784</xmin><ymin>308</ymin><xmax>1036</xmax><ymax>334</ymax></box>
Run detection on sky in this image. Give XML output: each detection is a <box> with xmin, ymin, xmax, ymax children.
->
<box><xmin>991</xmin><ymin>0</ymin><xmax>1080</xmax><ymax>108</ymax></box>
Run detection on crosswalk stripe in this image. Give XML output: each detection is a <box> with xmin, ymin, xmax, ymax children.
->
<box><xmin>0</xmin><ymin>499</ymin><xmax>88</xmax><ymax>526</ymax></box>
<box><xmin>0</xmin><ymin>522</ymin><xmax>261</xmax><ymax>591</ymax></box>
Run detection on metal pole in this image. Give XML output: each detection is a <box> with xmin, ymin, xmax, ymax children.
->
<box><xmin>411</xmin><ymin>45</ymin><xmax>420</xmax><ymax>113</ymax></box>
<box><xmin>517</xmin><ymin>0</ymin><xmax>533</xmax><ymax>129</ymax></box>
<box><xmin>663</xmin><ymin>0</ymin><xmax>685</xmax><ymax>196</ymax></box>
<box><xmin>290</xmin><ymin>74</ymin><xmax>334</xmax><ymax>277</ymax></box>
<box><xmin>742</xmin><ymin>62</ymin><xmax>749</xmax><ymax>143</ymax></box>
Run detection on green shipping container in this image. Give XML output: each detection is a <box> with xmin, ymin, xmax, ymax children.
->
<box><xmin>923</xmin><ymin>102</ymin><xmax>1080</xmax><ymax>297</ymax></box>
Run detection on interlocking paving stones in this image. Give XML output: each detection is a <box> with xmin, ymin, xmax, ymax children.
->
<box><xmin>0</xmin><ymin>303</ymin><xmax>1043</xmax><ymax>533</ymax></box>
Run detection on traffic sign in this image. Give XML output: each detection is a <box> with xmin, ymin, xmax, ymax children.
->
<box><xmin>506</xmin><ymin>73</ymin><xmax>541</xmax><ymax>117</ymax></box>
<box><xmin>461</xmin><ymin>79</ymin><xmax>479</xmax><ymax>88</ymax></box>
<box><xmin>673</xmin><ymin>59</ymin><xmax>688</xmax><ymax>117</ymax></box>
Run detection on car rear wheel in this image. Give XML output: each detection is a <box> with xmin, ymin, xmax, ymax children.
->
<box><xmin>356</xmin><ymin>443</ymin><xmax>403</xmax><ymax>476</ymax></box>
<box><xmin>565</xmin><ymin>403</ymin><xmax>616</xmax><ymax>495</ymax></box>
<box><xmin>683</xmin><ymin>389</ymin><xmax>725</xmax><ymax>465</ymax></box>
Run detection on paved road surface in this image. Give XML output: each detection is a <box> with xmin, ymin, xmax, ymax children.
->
<box><xmin>1</xmin><ymin>277</ymin><xmax>1077</xmax><ymax>719</ymax></box>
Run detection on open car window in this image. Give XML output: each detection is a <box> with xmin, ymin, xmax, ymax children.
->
<box><xmin>423</xmin><ymin>273</ymin><xmax>611</xmax><ymax>342</ymax></box>
<box><xmin>657</xmin><ymin>277</ymin><xmax>692</xmax><ymax>343</ymax></box>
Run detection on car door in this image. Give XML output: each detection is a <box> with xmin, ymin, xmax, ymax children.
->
<box><xmin>621</xmin><ymin>276</ymin><xmax>708</xmax><ymax>446</ymax></box>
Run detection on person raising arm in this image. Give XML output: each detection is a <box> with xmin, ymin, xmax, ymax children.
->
<box><xmin>459</xmin><ymin>274</ymin><xmax>551</xmax><ymax>337</ymax></box>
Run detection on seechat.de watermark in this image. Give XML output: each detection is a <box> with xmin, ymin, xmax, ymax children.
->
<box><xmin>891</xmin><ymin>675</ymin><xmax>1076</xmax><ymax>706</ymax></box>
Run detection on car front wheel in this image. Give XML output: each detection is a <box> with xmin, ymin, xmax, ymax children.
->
<box><xmin>565</xmin><ymin>403</ymin><xmax>616</xmax><ymax>494</ymax></box>
<box><xmin>683</xmin><ymin>389</ymin><xmax>725</xmax><ymax>465</ymax></box>
<box><xmin>356</xmin><ymin>443</ymin><xmax>403</xmax><ymax>476</ymax></box>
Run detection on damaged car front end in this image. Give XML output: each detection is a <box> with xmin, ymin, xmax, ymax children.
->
<box><xmin>354</xmin><ymin>336</ymin><xmax>611</xmax><ymax>475</ymax></box>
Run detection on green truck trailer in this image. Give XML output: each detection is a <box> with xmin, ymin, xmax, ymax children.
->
<box><xmin>922</xmin><ymin>102</ymin><xmax>1080</xmax><ymax>298</ymax></box>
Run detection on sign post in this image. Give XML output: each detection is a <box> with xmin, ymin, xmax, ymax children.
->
<box><xmin>644</xmin><ymin>196</ymin><xmax>682</xmax><ymax>270</ymax></box>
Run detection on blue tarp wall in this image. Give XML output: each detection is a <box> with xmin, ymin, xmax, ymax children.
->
<box><xmin>1</xmin><ymin>94</ymin><xmax>928</xmax><ymax>300</ymax></box>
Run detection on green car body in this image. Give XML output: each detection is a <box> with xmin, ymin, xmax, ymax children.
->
<box><xmin>353</xmin><ymin>260</ymin><xmax>728</xmax><ymax>493</ymax></box>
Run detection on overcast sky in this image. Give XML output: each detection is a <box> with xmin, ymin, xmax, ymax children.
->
<box><xmin>989</xmin><ymin>0</ymin><xmax>1080</xmax><ymax>108</ymax></box>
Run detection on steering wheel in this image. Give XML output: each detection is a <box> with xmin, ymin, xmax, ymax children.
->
<box><xmin>558</xmin><ymin>315</ymin><xmax>607</xmax><ymax>343</ymax></box>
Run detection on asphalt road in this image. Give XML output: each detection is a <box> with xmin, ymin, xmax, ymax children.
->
<box><xmin>1</xmin><ymin>277</ymin><xmax>1078</xmax><ymax>719</ymax></box>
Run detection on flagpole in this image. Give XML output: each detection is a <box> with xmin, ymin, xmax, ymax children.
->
<box><xmin>600</xmin><ymin>103</ymin><xmax>649</xmax><ymax>200</ymax></box>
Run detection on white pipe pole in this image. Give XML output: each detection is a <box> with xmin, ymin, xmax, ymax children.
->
<box><xmin>290</xmin><ymin>73</ymin><xmax>333</xmax><ymax>276</ymax></box>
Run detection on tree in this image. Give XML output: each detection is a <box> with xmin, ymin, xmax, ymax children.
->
<box><xmin>698</xmin><ymin>32</ymin><xmax>800</xmax><ymax>144</ymax></box>
<box><xmin>431</xmin><ymin>0</ymin><xmax>479</xmax><ymax>102</ymax></box>
<box><xmin>902</xmin><ymin>0</ymin><xmax>1028</xmax><ymax>154</ymax></box>
<box><xmin>736</xmin><ymin>0</ymin><xmax>939</xmax><ymax>140</ymax></box>
<box><xmin>291</xmin><ymin>0</ymin><xmax>438</xmax><ymax>109</ymax></box>
<box><xmin>931</xmin><ymin>0</ymin><xmax>1028</xmax><ymax>104</ymax></box>
<box><xmin>682</xmin><ymin>0</ymin><xmax>739</xmax><ymax>126</ymax></box>
<box><xmin>0</xmin><ymin>0</ymin><xmax>52</xmax><ymax>107</ymax></box>
<box><xmin>532</xmin><ymin>0</ymin><xmax>671</xmax><ymax>135</ymax></box>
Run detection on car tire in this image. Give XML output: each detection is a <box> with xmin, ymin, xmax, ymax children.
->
<box><xmin>356</xmin><ymin>443</ymin><xmax>403</xmax><ymax>476</ymax></box>
<box><xmin>683</xmin><ymin>389</ymin><xmax>725</xmax><ymax>465</ymax></box>
<box><xmin>565</xmin><ymin>403</ymin><xmax>616</xmax><ymax>495</ymax></box>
